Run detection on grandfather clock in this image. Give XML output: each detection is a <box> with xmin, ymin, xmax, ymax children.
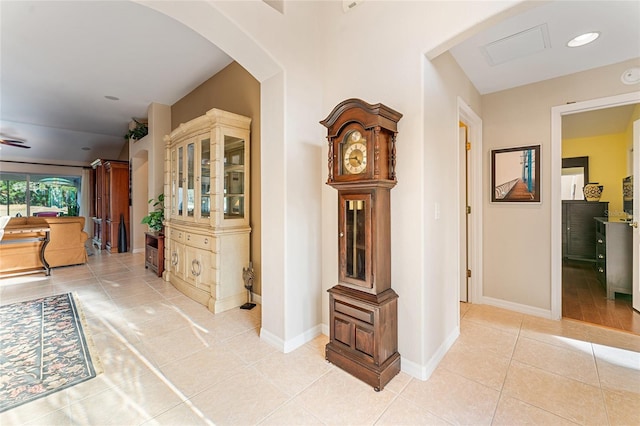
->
<box><xmin>320</xmin><ymin>98</ymin><xmax>402</xmax><ymax>391</ymax></box>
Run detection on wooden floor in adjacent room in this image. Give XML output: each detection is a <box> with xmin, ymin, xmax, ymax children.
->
<box><xmin>563</xmin><ymin>259</ymin><xmax>640</xmax><ymax>335</ymax></box>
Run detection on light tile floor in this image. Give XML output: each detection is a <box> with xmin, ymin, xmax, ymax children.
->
<box><xmin>1</xmin><ymin>252</ymin><xmax>639</xmax><ymax>425</ymax></box>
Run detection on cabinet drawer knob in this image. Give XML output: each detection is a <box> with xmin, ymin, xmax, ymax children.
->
<box><xmin>597</xmin><ymin>239</ymin><xmax>603</xmax><ymax>244</ymax></box>
<box><xmin>598</xmin><ymin>254</ymin><xmax>604</xmax><ymax>259</ymax></box>
<box><xmin>598</xmin><ymin>267</ymin><xmax>604</xmax><ymax>273</ymax></box>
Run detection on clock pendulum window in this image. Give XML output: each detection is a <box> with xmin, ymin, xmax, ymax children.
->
<box><xmin>320</xmin><ymin>98</ymin><xmax>402</xmax><ymax>391</ymax></box>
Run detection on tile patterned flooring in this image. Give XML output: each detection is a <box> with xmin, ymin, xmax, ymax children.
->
<box><xmin>0</xmin><ymin>252</ymin><xmax>638</xmax><ymax>425</ymax></box>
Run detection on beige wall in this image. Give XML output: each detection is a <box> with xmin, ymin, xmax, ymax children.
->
<box><xmin>422</xmin><ymin>51</ymin><xmax>482</xmax><ymax>357</ymax></box>
<box><xmin>482</xmin><ymin>58</ymin><xmax>640</xmax><ymax>310</ymax></box>
<box><xmin>171</xmin><ymin>61</ymin><xmax>262</xmax><ymax>295</ymax></box>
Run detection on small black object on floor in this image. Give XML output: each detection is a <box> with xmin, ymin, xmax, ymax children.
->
<box><xmin>240</xmin><ymin>302</ymin><xmax>256</xmax><ymax>310</ymax></box>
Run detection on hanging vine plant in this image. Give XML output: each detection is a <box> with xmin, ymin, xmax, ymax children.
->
<box><xmin>124</xmin><ymin>118</ymin><xmax>148</xmax><ymax>141</ymax></box>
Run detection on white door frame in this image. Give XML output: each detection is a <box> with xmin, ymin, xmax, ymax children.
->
<box><xmin>550</xmin><ymin>91</ymin><xmax>640</xmax><ymax>320</ymax></box>
<box><xmin>632</xmin><ymin>119</ymin><xmax>640</xmax><ymax>312</ymax></box>
<box><xmin>458</xmin><ymin>97</ymin><xmax>483</xmax><ymax>304</ymax></box>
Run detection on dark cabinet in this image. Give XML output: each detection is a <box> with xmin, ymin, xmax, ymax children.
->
<box><xmin>595</xmin><ymin>218</ymin><xmax>632</xmax><ymax>299</ymax></box>
<box><xmin>145</xmin><ymin>232</ymin><xmax>164</xmax><ymax>277</ymax></box>
<box><xmin>562</xmin><ymin>201</ymin><xmax>608</xmax><ymax>261</ymax></box>
<box><xmin>91</xmin><ymin>159</ymin><xmax>129</xmax><ymax>253</ymax></box>
<box><xmin>327</xmin><ymin>285</ymin><xmax>400</xmax><ymax>391</ymax></box>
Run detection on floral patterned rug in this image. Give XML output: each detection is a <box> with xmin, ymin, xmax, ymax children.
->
<box><xmin>0</xmin><ymin>293</ymin><xmax>102</xmax><ymax>412</ymax></box>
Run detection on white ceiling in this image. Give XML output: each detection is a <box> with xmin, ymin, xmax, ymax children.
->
<box><xmin>449</xmin><ymin>0</ymin><xmax>640</xmax><ymax>95</ymax></box>
<box><xmin>1</xmin><ymin>1</ymin><xmax>639</xmax><ymax>166</ymax></box>
<box><xmin>0</xmin><ymin>1</ymin><xmax>232</xmax><ymax>165</ymax></box>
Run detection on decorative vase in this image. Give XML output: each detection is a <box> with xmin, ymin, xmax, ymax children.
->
<box><xmin>583</xmin><ymin>183</ymin><xmax>603</xmax><ymax>202</ymax></box>
<box><xmin>118</xmin><ymin>214</ymin><xmax>128</xmax><ymax>253</ymax></box>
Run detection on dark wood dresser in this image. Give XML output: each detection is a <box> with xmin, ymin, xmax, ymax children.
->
<box><xmin>562</xmin><ymin>200</ymin><xmax>608</xmax><ymax>262</ymax></box>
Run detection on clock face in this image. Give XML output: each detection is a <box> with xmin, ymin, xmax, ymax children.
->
<box><xmin>342</xmin><ymin>130</ymin><xmax>367</xmax><ymax>175</ymax></box>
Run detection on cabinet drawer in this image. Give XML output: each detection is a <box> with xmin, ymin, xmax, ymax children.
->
<box><xmin>596</xmin><ymin>262</ymin><xmax>606</xmax><ymax>285</ymax></box>
<box><xmin>185</xmin><ymin>232</ymin><xmax>212</xmax><ymax>250</ymax></box>
<box><xmin>170</xmin><ymin>229</ymin><xmax>184</xmax><ymax>242</ymax></box>
<box><xmin>335</xmin><ymin>301</ymin><xmax>373</xmax><ymax>324</ymax></box>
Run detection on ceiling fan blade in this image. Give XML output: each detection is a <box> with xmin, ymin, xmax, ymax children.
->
<box><xmin>0</xmin><ymin>138</ymin><xmax>31</xmax><ymax>149</ymax></box>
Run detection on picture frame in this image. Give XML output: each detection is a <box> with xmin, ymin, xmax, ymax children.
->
<box><xmin>491</xmin><ymin>145</ymin><xmax>540</xmax><ymax>203</ymax></box>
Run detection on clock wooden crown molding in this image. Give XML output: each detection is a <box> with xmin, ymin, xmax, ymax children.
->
<box><xmin>321</xmin><ymin>98</ymin><xmax>402</xmax><ymax>184</ymax></box>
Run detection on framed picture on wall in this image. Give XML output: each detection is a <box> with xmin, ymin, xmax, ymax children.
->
<box><xmin>491</xmin><ymin>145</ymin><xmax>541</xmax><ymax>203</ymax></box>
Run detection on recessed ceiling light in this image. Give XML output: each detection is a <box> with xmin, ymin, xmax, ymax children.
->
<box><xmin>567</xmin><ymin>32</ymin><xmax>600</xmax><ymax>48</ymax></box>
<box><xmin>104</xmin><ymin>95</ymin><xmax>119</xmax><ymax>101</ymax></box>
<box><xmin>621</xmin><ymin>67</ymin><xmax>640</xmax><ymax>85</ymax></box>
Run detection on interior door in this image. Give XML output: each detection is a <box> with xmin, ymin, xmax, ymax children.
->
<box><xmin>460</xmin><ymin>122</ymin><xmax>469</xmax><ymax>302</ymax></box>
<box><xmin>632</xmin><ymin>119</ymin><xmax>639</xmax><ymax>312</ymax></box>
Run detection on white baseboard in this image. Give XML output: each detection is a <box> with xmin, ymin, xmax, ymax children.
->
<box><xmin>260</xmin><ymin>323</ymin><xmax>323</xmax><ymax>353</ymax></box>
<box><xmin>480</xmin><ymin>296</ymin><xmax>553</xmax><ymax>319</ymax></box>
<box><xmin>401</xmin><ymin>325</ymin><xmax>460</xmax><ymax>381</ymax></box>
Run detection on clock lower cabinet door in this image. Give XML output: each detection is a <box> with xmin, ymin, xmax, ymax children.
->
<box><xmin>326</xmin><ymin>285</ymin><xmax>400</xmax><ymax>391</ymax></box>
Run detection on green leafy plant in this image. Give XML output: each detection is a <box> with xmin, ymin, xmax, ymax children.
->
<box><xmin>124</xmin><ymin>118</ymin><xmax>148</xmax><ymax>141</ymax></box>
<box><xmin>141</xmin><ymin>194</ymin><xmax>164</xmax><ymax>233</ymax></box>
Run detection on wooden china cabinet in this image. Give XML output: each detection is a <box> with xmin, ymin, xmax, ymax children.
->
<box><xmin>164</xmin><ymin>108</ymin><xmax>251</xmax><ymax>313</ymax></box>
<box><xmin>321</xmin><ymin>99</ymin><xmax>402</xmax><ymax>391</ymax></box>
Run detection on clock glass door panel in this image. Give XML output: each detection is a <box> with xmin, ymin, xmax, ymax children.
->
<box><xmin>187</xmin><ymin>142</ymin><xmax>195</xmax><ymax>218</ymax></box>
<box><xmin>339</xmin><ymin>192</ymin><xmax>372</xmax><ymax>289</ymax></box>
<box><xmin>200</xmin><ymin>138</ymin><xmax>211</xmax><ymax>219</ymax></box>
<box><xmin>224</xmin><ymin>135</ymin><xmax>245</xmax><ymax>219</ymax></box>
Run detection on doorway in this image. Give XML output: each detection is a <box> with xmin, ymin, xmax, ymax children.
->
<box><xmin>458</xmin><ymin>98</ymin><xmax>483</xmax><ymax>305</ymax></box>
<box><xmin>551</xmin><ymin>91</ymin><xmax>640</xmax><ymax>333</ymax></box>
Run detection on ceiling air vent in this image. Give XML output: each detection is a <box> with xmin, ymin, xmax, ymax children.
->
<box><xmin>481</xmin><ymin>23</ymin><xmax>551</xmax><ymax>66</ymax></box>
<box><xmin>343</xmin><ymin>0</ymin><xmax>363</xmax><ymax>12</ymax></box>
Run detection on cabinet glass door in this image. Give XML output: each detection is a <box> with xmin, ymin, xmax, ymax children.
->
<box><xmin>224</xmin><ymin>135</ymin><xmax>245</xmax><ymax>219</ymax></box>
<box><xmin>178</xmin><ymin>146</ymin><xmax>184</xmax><ymax>216</ymax></box>
<box><xmin>200</xmin><ymin>138</ymin><xmax>211</xmax><ymax>219</ymax></box>
<box><xmin>171</xmin><ymin>149</ymin><xmax>178</xmax><ymax>216</ymax></box>
<box><xmin>339</xmin><ymin>192</ymin><xmax>372</xmax><ymax>289</ymax></box>
<box><xmin>187</xmin><ymin>142</ymin><xmax>195</xmax><ymax>218</ymax></box>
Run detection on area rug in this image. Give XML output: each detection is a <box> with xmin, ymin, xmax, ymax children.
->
<box><xmin>0</xmin><ymin>292</ymin><xmax>102</xmax><ymax>412</ymax></box>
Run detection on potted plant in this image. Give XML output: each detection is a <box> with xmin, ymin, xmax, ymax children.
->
<box><xmin>124</xmin><ymin>118</ymin><xmax>148</xmax><ymax>141</ymax></box>
<box><xmin>141</xmin><ymin>194</ymin><xmax>164</xmax><ymax>234</ymax></box>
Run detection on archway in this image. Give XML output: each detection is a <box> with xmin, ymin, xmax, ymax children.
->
<box><xmin>135</xmin><ymin>1</ymin><xmax>286</xmax><ymax>343</ymax></box>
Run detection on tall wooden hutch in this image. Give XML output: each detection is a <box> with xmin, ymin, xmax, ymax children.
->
<box><xmin>91</xmin><ymin>159</ymin><xmax>130</xmax><ymax>253</ymax></box>
<box><xmin>164</xmin><ymin>108</ymin><xmax>251</xmax><ymax>313</ymax></box>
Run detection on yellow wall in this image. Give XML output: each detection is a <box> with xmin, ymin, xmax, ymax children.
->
<box><xmin>562</xmin><ymin>133</ymin><xmax>627</xmax><ymax>216</ymax></box>
<box><xmin>625</xmin><ymin>103</ymin><xmax>640</xmax><ymax>175</ymax></box>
